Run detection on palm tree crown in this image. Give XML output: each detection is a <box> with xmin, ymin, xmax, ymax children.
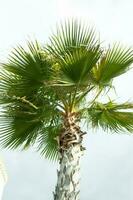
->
<box><xmin>0</xmin><ymin>20</ymin><xmax>133</xmax><ymax>160</ymax></box>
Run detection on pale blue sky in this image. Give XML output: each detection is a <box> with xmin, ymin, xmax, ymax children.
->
<box><xmin>0</xmin><ymin>0</ymin><xmax>133</xmax><ymax>199</ymax></box>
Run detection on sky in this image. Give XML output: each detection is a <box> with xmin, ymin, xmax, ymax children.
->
<box><xmin>0</xmin><ymin>0</ymin><xmax>133</xmax><ymax>199</ymax></box>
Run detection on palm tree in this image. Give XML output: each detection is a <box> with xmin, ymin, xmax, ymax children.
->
<box><xmin>0</xmin><ymin>20</ymin><xmax>133</xmax><ymax>200</ymax></box>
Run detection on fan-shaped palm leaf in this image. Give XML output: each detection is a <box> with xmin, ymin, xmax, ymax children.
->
<box><xmin>37</xmin><ymin>125</ymin><xmax>61</xmax><ymax>161</ymax></box>
<box><xmin>0</xmin><ymin>88</ymin><xmax>61</xmax><ymax>160</ymax></box>
<box><xmin>86</xmin><ymin>101</ymin><xmax>133</xmax><ymax>132</ymax></box>
<box><xmin>47</xmin><ymin>20</ymin><xmax>102</xmax><ymax>86</ymax></box>
<box><xmin>47</xmin><ymin>19</ymin><xmax>98</xmax><ymax>57</ymax></box>
<box><xmin>0</xmin><ymin>41</ymin><xmax>53</xmax><ymax>97</ymax></box>
<box><xmin>92</xmin><ymin>44</ymin><xmax>133</xmax><ymax>86</ymax></box>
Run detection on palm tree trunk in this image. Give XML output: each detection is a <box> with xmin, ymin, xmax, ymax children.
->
<box><xmin>54</xmin><ymin>144</ymin><xmax>82</xmax><ymax>200</ymax></box>
<box><xmin>53</xmin><ymin>112</ymin><xmax>85</xmax><ymax>200</ymax></box>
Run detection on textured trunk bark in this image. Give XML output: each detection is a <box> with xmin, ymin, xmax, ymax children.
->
<box><xmin>53</xmin><ymin>112</ymin><xmax>86</xmax><ymax>200</ymax></box>
<box><xmin>54</xmin><ymin>144</ymin><xmax>82</xmax><ymax>200</ymax></box>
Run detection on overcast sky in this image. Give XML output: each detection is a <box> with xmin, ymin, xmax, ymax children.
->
<box><xmin>0</xmin><ymin>0</ymin><xmax>133</xmax><ymax>199</ymax></box>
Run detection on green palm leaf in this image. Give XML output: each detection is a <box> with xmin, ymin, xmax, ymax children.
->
<box><xmin>37</xmin><ymin>125</ymin><xmax>61</xmax><ymax>161</ymax></box>
<box><xmin>0</xmin><ymin>90</ymin><xmax>61</xmax><ymax>160</ymax></box>
<box><xmin>0</xmin><ymin>41</ymin><xmax>53</xmax><ymax>97</ymax></box>
<box><xmin>86</xmin><ymin>101</ymin><xmax>133</xmax><ymax>132</ymax></box>
<box><xmin>92</xmin><ymin>44</ymin><xmax>133</xmax><ymax>86</ymax></box>
<box><xmin>47</xmin><ymin>19</ymin><xmax>98</xmax><ymax>57</ymax></box>
<box><xmin>54</xmin><ymin>46</ymin><xmax>101</xmax><ymax>85</ymax></box>
<box><xmin>0</xmin><ymin>110</ymin><xmax>43</xmax><ymax>149</ymax></box>
<box><xmin>47</xmin><ymin>20</ymin><xmax>101</xmax><ymax>86</ymax></box>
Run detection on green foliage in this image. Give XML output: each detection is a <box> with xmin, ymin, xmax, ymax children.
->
<box><xmin>54</xmin><ymin>47</ymin><xmax>101</xmax><ymax>86</ymax></box>
<box><xmin>47</xmin><ymin>20</ymin><xmax>101</xmax><ymax>86</ymax></box>
<box><xmin>0</xmin><ymin>41</ymin><xmax>53</xmax><ymax>97</ymax></box>
<box><xmin>37</xmin><ymin>125</ymin><xmax>61</xmax><ymax>161</ymax></box>
<box><xmin>0</xmin><ymin>92</ymin><xmax>61</xmax><ymax>160</ymax></box>
<box><xmin>86</xmin><ymin>101</ymin><xmax>133</xmax><ymax>132</ymax></box>
<box><xmin>0</xmin><ymin>41</ymin><xmax>62</xmax><ymax>160</ymax></box>
<box><xmin>47</xmin><ymin>19</ymin><xmax>98</xmax><ymax>57</ymax></box>
<box><xmin>91</xmin><ymin>44</ymin><xmax>133</xmax><ymax>86</ymax></box>
<box><xmin>0</xmin><ymin>20</ymin><xmax>133</xmax><ymax>160</ymax></box>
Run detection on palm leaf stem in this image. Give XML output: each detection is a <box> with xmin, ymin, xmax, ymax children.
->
<box><xmin>70</xmin><ymin>86</ymin><xmax>79</xmax><ymax>112</ymax></box>
<box><xmin>74</xmin><ymin>86</ymin><xmax>95</xmax><ymax>107</ymax></box>
<box><xmin>12</xmin><ymin>96</ymin><xmax>38</xmax><ymax>110</ymax></box>
<box><xmin>90</xmin><ymin>88</ymin><xmax>103</xmax><ymax>106</ymax></box>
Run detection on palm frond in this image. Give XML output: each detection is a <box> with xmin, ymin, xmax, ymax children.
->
<box><xmin>4</xmin><ymin>40</ymin><xmax>51</xmax><ymax>81</ymax></box>
<box><xmin>46</xmin><ymin>20</ymin><xmax>101</xmax><ymax>86</ymax></box>
<box><xmin>47</xmin><ymin>19</ymin><xmax>98</xmax><ymax>57</ymax></box>
<box><xmin>0</xmin><ymin>91</ymin><xmax>61</xmax><ymax>159</ymax></box>
<box><xmin>37</xmin><ymin>125</ymin><xmax>61</xmax><ymax>161</ymax></box>
<box><xmin>0</xmin><ymin>111</ymin><xmax>43</xmax><ymax>149</ymax></box>
<box><xmin>0</xmin><ymin>40</ymin><xmax>53</xmax><ymax>97</ymax></box>
<box><xmin>85</xmin><ymin>101</ymin><xmax>133</xmax><ymax>132</ymax></box>
<box><xmin>91</xmin><ymin>44</ymin><xmax>133</xmax><ymax>86</ymax></box>
<box><xmin>54</xmin><ymin>46</ymin><xmax>101</xmax><ymax>86</ymax></box>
